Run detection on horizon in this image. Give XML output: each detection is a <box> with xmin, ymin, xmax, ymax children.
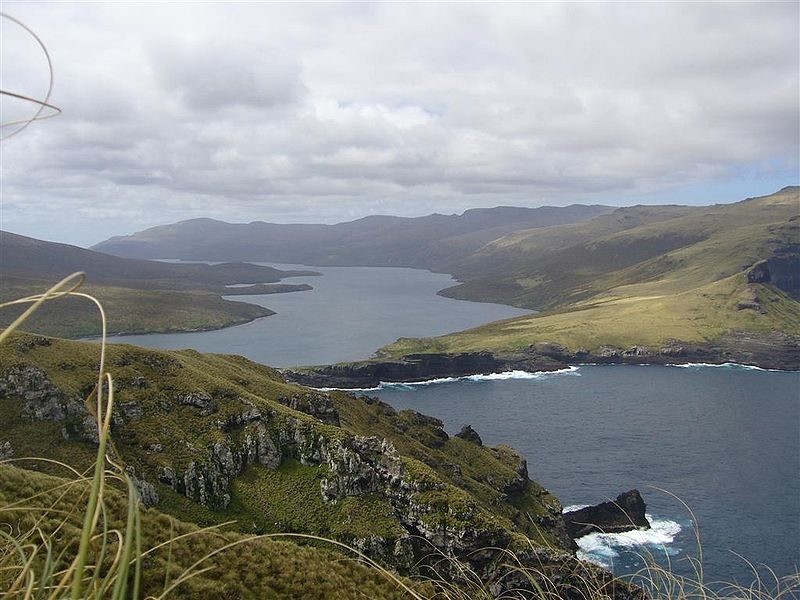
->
<box><xmin>3</xmin><ymin>182</ymin><xmax>798</xmax><ymax>249</ymax></box>
<box><xmin>1</xmin><ymin>3</ymin><xmax>798</xmax><ymax>247</ymax></box>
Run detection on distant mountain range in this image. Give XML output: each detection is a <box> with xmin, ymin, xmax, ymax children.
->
<box><xmin>92</xmin><ymin>204</ymin><xmax>615</xmax><ymax>269</ymax></box>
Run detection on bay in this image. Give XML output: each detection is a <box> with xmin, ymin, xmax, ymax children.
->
<box><xmin>107</xmin><ymin>264</ymin><xmax>531</xmax><ymax>367</ymax></box>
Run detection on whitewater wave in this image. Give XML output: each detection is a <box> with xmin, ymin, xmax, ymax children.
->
<box><xmin>666</xmin><ymin>362</ymin><xmax>786</xmax><ymax>372</ymax></box>
<box><xmin>317</xmin><ymin>366</ymin><xmax>581</xmax><ymax>392</ymax></box>
<box><xmin>575</xmin><ymin>514</ymin><xmax>684</xmax><ymax>569</ymax></box>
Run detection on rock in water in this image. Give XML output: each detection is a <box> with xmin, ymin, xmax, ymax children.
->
<box><xmin>563</xmin><ymin>489</ymin><xmax>651</xmax><ymax>539</ymax></box>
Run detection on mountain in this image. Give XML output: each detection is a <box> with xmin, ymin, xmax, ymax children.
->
<box><xmin>92</xmin><ymin>205</ymin><xmax>615</xmax><ymax>269</ymax></box>
<box><xmin>379</xmin><ymin>187</ymin><xmax>800</xmax><ymax>361</ymax></box>
<box><xmin>0</xmin><ymin>230</ymin><xmax>314</xmax><ymax>290</ymax></box>
<box><xmin>0</xmin><ymin>332</ymin><xmax>639</xmax><ymax>598</ymax></box>
<box><xmin>0</xmin><ymin>231</ymin><xmax>317</xmax><ymax>337</ymax></box>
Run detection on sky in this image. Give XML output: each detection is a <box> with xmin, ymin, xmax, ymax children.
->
<box><xmin>1</xmin><ymin>2</ymin><xmax>798</xmax><ymax>247</ymax></box>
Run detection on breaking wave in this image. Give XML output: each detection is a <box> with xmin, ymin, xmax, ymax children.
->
<box><xmin>320</xmin><ymin>366</ymin><xmax>582</xmax><ymax>392</ymax></box>
<box><xmin>574</xmin><ymin>513</ymin><xmax>684</xmax><ymax>569</ymax></box>
<box><xmin>666</xmin><ymin>362</ymin><xmax>786</xmax><ymax>372</ymax></box>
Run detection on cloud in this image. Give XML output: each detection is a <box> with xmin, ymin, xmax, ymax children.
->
<box><xmin>0</xmin><ymin>2</ymin><xmax>797</xmax><ymax>246</ymax></box>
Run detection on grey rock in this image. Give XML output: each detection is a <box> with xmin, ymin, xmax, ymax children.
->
<box><xmin>177</xmin><ymin>392</ymin><xmax>218</xmax><ymax>416</ymax></box>
<box><xmin>0</xmin><ymin>441</ymin><xmax>14</xmax><ymax>461</ymax></box>
<box><xmin>454</xmin><ymin>424</ymin><xmax>483</xmax><ymax>446</ymax></box>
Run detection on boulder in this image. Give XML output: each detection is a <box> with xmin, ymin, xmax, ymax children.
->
<box><xmin>455</xmin><ymin>424</ymin><xmax>483</xmax><ymax>446</ymax></box>
<box><xmin>563</xmin><ymin>489</ymin><xmax>650</xmax><ymax>539</ymax></box>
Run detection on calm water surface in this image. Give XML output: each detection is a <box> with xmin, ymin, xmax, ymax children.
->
<box><xmin>107</xmin><ymin>265</ymin><xmax>799</xmax><ymax>586</ymax></box>
<box><xmin>108</xmin><ymin>264</ymin><xmax>530</xmax><ymax>367</ymax></box>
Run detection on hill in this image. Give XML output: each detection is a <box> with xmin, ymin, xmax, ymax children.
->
<box><xmin>92</xmin><ymin>205</ymin><xmax>614</xmax><ymax>269</ymax></box>
<box><xmin>379</xmin><ymin>187</ymin><xmax>800</xmax><ymax>362</ymax></box>
<box><xmin>0</xmin><ymin>231</ymin><xmax>317</xmax><ymax>337</ymax></box>
<box><xmin>0</xmin><ymin>331</ymin><xmax>638</xmax><ymax>597</ymax></box>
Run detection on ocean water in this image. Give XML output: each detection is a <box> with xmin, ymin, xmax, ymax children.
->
<box><xmin>371</xmin><ymin>365</ymin><xmax>800</xmax><ymax>586</ymax></box>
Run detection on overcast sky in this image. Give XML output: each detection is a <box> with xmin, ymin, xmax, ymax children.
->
<box><xmin>1</xmin><ymin>2</ymin><xmax>798</xmax><ymax>247</ymax></box>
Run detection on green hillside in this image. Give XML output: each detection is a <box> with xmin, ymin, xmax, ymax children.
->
<box><xmin>0</xmin><ymin>332</ymin><xmax>633</xmax><ymax>597</ymax></box>
<box><xmin>0</xmin><ymin>231</ymin><xmax>317</xmax><ymax>337</ymax></box>
<box><xmin>383</xmin><ymin>188</ymin><xmax>800</xmax><ymax>357</ymax></box>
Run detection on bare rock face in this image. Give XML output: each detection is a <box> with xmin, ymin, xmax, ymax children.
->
<box><xmin>455</xmin><ymin>424</ymin><xmax>483</xmax><ymax>446</ymax></box>
<box><xmin>563</xmin><ymin>490</ymin><xmax>651</xmax><ymax>539</ymax></box>
<box><xmin>0</xmin><ymin>365</ymin><xmax>97</xmax><ymax>442</ymax></box>
<box><xmin>748</xmin><ymin>252</ymin><xmax>800</xmax><ymax>297</ymax></box>
<box><xmin>277</xmin><ymin>391</ymin><xmax>340</xmax><ymax>426</ymax></box>
<box><xmin>0</xmin><ymin>441</ymin><xmax>14</xmax><ymax>461</ymax></box>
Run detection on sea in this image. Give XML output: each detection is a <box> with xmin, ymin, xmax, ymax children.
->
<box><xmin>106</xmin><ymin>264</ymin><xmax>800</xmax><ymax>587</ymax></box>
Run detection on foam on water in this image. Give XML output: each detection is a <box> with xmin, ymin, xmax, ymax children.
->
<box><xmin>666</xmin><ymin>362</ymin><xmax>785</xmax><ymax>372</ymax></box>
<box><xmin>574</xmin><ymin>514</ymin><xmax>684</xmax><ymax>569</ymax></box>
<box><xmin>317</xmin><ymin>366</ymin><xmax>581</xmax><ymax>392</ymax></box>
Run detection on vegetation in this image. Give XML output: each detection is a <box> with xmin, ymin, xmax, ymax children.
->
<box><xmin>381</xmin><ymin>188</ymin><xmax>800</xmax><ymax>356</ymax></box>
<box><xmin>0</xmin><ymin>231</ymin><xmax>319</xmax><ymax>337</ymax></box>
<box><xmin>0</xmin><ymin>279</ymin><xmax>273</xmax><ymax>338</ymax></box>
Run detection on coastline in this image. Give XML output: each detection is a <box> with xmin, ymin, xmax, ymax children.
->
<box><xmin>78</xmin><ymin>309</ymin><xmax>276</xmax><ymax>341</ymax></box>
<box><xmin>283</xmin><ymin>331</ymin><xmax>800</xmax><ymax>388</ymax></box>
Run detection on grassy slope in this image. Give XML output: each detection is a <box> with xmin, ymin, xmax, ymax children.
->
<box><xmin>382</xmin><ymin>188</ymin><xmax>800</xmax><ymax>355</ymax></box>
<box><xmin>0</xmin><ymin>465</ymin><xmax>419</xmax><ymax>599</ymax></box>
<box><xmin>0</xmin><ymin>231</ymin><xmax>318</xmax><ymax>337</ymax></box>
<box><xmin>0</xmin><ymin>278</ymin><xmax>273</xmax><ymax>338</ymax></box>
<box><xmin>0</xmin><ymin>333</ymin><xmax>565</xmax><ymax>553</ymax></box>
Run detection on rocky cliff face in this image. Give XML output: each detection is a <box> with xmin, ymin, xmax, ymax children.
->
<box><xmin>747</xmin><ymin>249</ymin><xmax>800</xmax><ymax>299</ymax></box>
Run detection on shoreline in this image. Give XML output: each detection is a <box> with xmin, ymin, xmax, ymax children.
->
<box><xmin>306</xmin><ymin>361</ymin><xmax>795</xmax><ymax>392</ymax></box>
<box><xmin>283</xmin><ymin>333</ymin><xmax>800</xmax><ymax>388</ymax></box>
<box><xmin>77</xmin><ymin>310</ymin><xmax>276</xmax><ymax>341</ymax></box>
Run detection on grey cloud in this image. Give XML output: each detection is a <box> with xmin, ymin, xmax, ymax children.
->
<box><xmin>152</xmin><ymin>39</ymin><xmax>305</xmax><ymax>110</ymax></box>
<box><xmin>1</xmin><ymin>2</ymin><xmax>797</xmax><ymax>246</ymax></box>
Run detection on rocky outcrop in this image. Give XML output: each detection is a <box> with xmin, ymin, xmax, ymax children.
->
<box><xmin>455</xmin><ymin>424</ymin><xmax>483</xmax><ymax>446</ymax></box>
<box><xmin>747</xmin><ymin>248</ymin><xmax>800</xmax><ymax>298</ymax></box>
<box><xmin>284</xmin><ymin>352</ymin><xmax>509</xmax><ymax>388</ymax></box>
<box><xmin>0</xmin><ymin>365</ymin><xmax>99</xmax><ymax>442</ymax></box>
<box><xmin>0</xmin><ymin>441</ymin><xmax>14</xmax><ymax>461</ymax></box>
<box><xmin>563</xmin><ymin>490</ymin><xmax>650</xmax><ymax>539</ymax></box>
<box><xmin>276</xmin><ymin>391</ymin><xmax>340</xmax><ymax>426</ymax></box>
